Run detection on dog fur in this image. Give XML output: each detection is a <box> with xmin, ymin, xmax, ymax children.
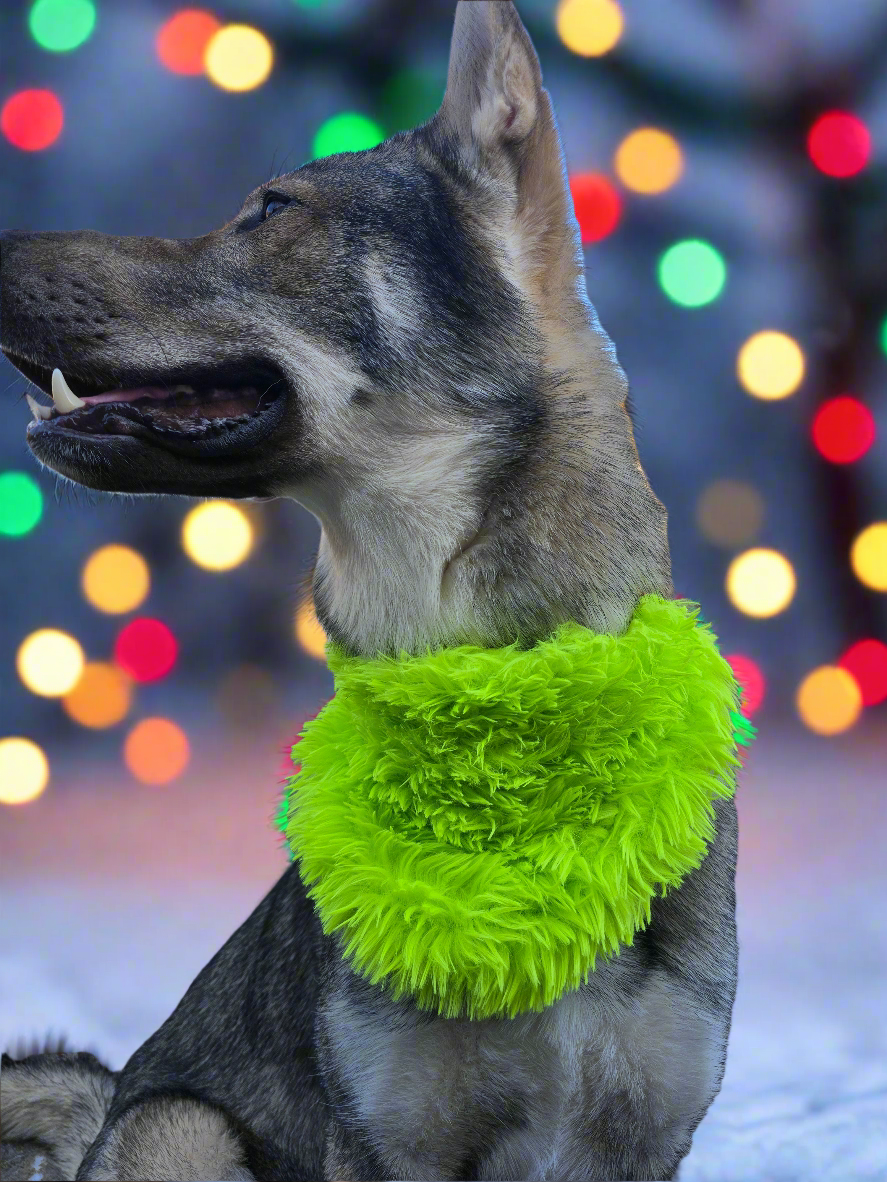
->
<box><xmin>0</xmin><ymin>3</ymin><xmax>738</xmax><ymax>1178</ymax></box>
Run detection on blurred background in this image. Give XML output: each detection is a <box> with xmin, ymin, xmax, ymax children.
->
<box><xmin>0</xmin><ymin>2</ymin><xmax>885</xmax><ymax>1179</ymax></box>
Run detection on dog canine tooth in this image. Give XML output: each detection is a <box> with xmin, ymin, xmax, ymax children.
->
<box><xmin>25</xmin><ymin>393</ymin><xmax>53</xmax><ymax>421</ymax></box>
<box><xmin>51</xmin><ymin>368</ymin><xmax>86</xmax><ymax>413</ymax></box>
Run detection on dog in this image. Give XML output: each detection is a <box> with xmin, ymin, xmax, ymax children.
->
<box><xmin>0</xmin><ymin>2</ymin><xmax>739</xmax><ymax>1178</ymax></box>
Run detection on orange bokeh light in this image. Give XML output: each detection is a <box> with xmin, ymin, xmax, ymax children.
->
<box><xmin>124</xmin><ymin>718</ymin><xmax>190</xmax><ymax>784</ymax></box>
<box><xmin>156</xmin><ymin>9</ymin><xmax>221</xmax><ymax>75</ymax></box>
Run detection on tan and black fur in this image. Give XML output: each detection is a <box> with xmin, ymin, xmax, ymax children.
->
<box><xmin>0</xmin><ymin>3</ymin><xmax>738</xmax><ymax>1178</ymax></box>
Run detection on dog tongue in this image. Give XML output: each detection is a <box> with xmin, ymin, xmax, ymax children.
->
<box><xmin>82</xmin><ymin>387</ymin><xmax>187</xmax><ymax>406</ymax></box>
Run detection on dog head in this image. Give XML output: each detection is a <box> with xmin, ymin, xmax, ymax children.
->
<box><xmin>1</xmin><ymin>1</ymin><xmax>671</xmax><ymax>654</ymax></box>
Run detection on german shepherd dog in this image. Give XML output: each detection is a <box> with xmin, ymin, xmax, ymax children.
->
<box><xmin>0</xmin><ymin>3</ymin><xmax>739</xmax><ymax>1178</ymax></box>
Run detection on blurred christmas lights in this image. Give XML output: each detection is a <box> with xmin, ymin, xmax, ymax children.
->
<box><xmin>114</xmin><ymin>618</ymin><xmax>178</xmax><ymax>682</ymax></box>
<box><xmin>696</xmin><ymin>479</ymin><xmax>764</xmax><ymax>549</ymax></box>
<box><xmin>658</xmin><ymin>239</ymin><xmax>726</xmax><ymax>307</ymax></box>
<box><xmin>726</xmin><ymin>548</ymin><xmax>796</xmax><ymax>618</ymax></box>
<box><xmin>839</xmin><ymin>639</ymin><xmax>887</xmax><ymax>707</ymax></box>
<box><xmin>614</xmin><ymin>128</ymin><xmax>683</xmax><ymax>194</ymax></box>
<box><xmin>29</xmin><ymin>0</ymin><xmax>96</xmax><ymax>53</ymax></box>
<box><xmin>0</xmin><ymin>738</ymin><xmax>49</xmax><ymax>806</ymax></box>
<box><xmin>17</xmin><ymin>629</ymin><xmax>85</xmax><ymax>697</ymax></box>
<box><xmin>81</xmin><ymin>544</ymin><xmax>150</xmax><ymax>614</ymax></box>
<box><xmin>556</xmin><ymin>0</ymin><xmax>624</xmax><ymax>58</ymax></box>
<box><xmin>1</xmin><ymin>89</ymin><xmax>64</xmax><ymax>151</ymax></box>
<box><xmin>724</xmin><ymin>654</ymin><xmax>765</xmax><ymax>715</ymax></box>
<box><xmin>182</xmin><ymin>501</ymin><xmax>253</xmax><ymax>570</ymax></box>
<box><xmin>295</xmin><ymin>599</ymin><xmax>328</xmax><ymax>661</ymax></box>
<box><xmin>124</xmin><ymin>718</ymin><xmax>190</xmax><ymax>784</ymax></box>
<box><xmin>0</xmin><ymin>471</ymin><xmax>43</xmax><ymax>536</ymax></box>
<box><xmin>156</xmin><ymin>9</ymin><xmax>221</xmax><ymax>75</ymax></box>
<box><xmin>312</xmin><ymin>112</ymin><xmax>385</xmax><ymax>158</ymax></box>
<box><xmin>796</xmin><ymin>665</ymin><xmax>862</xmax><ymax>735</ymax></box>
<box><xmin>205</xmin><ymin>24</ymin><xmax>273</xmax><ymax>92</ymax></box>
<box><xmin>62</xmin><ymin>662</ymin><xmax>132</xmax><ymax>728</ymax></box>
<box><xmin>569</xmin><ymin>174</ymin><xmax>622</xmax><ymax>243</ymax></box>
<box><xmin>811</xmin><ymin>396</ymin><xmax>875</xmax><ymax>463</ymax></box>
<box><xmin>850</xmin><ymin>522</ymin><xmax>887</xmax><ymax>591</ymax></box>
<box><xmin>737</xmin><ymin>330</ymin><xmax>805</xmax><ymax>400</ymax></box>
<box><xmin>807</xmin><ymin>111</ymin><xmax>870</xmax><ymax>178</ymax></box>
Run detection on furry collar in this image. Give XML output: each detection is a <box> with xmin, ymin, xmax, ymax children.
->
<box><xmin>276</xmin><ymin>595</ymin><xmax>754</xmax><ymax>1020</ymax></box>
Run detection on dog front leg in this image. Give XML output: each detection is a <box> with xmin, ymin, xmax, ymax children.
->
<box><xmin>76</xmin><ymin>1096</ymin><xmax>255</xmax><ymax>1181</ymax></box>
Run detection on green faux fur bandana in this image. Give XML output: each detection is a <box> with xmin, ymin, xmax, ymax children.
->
<box><xmin>276</xmin><ymin>595</ymin><xmax>754</xmax><ymax>1020</ymax></box>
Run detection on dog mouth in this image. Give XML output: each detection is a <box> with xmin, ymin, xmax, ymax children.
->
<box><xmin>12</xmin><ymin>355</ymin><xmax>289</xmax><ymax>458</ymax></box>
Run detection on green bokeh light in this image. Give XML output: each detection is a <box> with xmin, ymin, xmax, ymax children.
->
<box><xmin>658</xmin><ymin>239</ymin><xmax>727</xmax><ymax>308</ymax></box>
<box><xmin>29</xmin><ymin>0</ymin><xmax>96</xmax><ymax>53</ymax></box>
<box><xmin>380</xmin><ymin>67</ymin><xmax>445</xmax><ymax>134</ymax></box>
<box><xmin>0</xmin><ymin>471</ymin><xmax>43</xmax><ymax>537</ymax></box>
<box><xmin>312</xmin><ymin>112</ymin><xmax>385</xmax><ymax>159</ymax></box>
<box><xmin>880</xmin><ymin>314</ymin><xmax>887</xmax><ymax>357</ymax></box>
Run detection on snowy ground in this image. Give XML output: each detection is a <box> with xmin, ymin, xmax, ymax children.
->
<box><xmin>1</xmin><ymin>720</ymin><xmax>885</xmax><ymax>1181</ymax></box>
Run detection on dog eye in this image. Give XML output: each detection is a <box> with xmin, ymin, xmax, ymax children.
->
<box><xmin>261</xmin><ymin>193</ymin><xmax>289</xmax><ymax>220</ymax></box>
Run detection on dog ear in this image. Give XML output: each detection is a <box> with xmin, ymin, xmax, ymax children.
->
<box><xmin>438</xmin><ymin>0</ymin><xmax>542</xmax><ymax>156</ymax></box>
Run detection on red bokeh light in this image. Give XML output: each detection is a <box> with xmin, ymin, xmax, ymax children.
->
<box><xmin>1</xmin><ymin>89</ymin><xmax>64</xmax><ymax>151</ymax></box>
<box><xmin>569</xmin><ymin>173</ymin><xmax>622</xmax><ymax>244</ymax></box>
<box><xmin>807</xmin><ymin>112</ymin><xmax>870</xmax><ymax>178</ymax></box>
<box><xmin>812</xmin><ymin>396</ymin><xmax>875</xmax><ymax>463</ymax></box>
<box><xmin>839</xmin><ymin>639</ymin><xmax>887</xmax><ymax>706</ymax></box>
<box><xmin>114</xmin><ymin>618</ymin><xmax>178</xmax><ymax>683</ymax></box>
<box><xmin>725</xmin><ymin>654</ymin><xmax>766</xmax><ymax>716</ymax></box>
<box><xmin>156</xmin><ymin>9</ymin><xmax>221</xmax><ymax>75</ymax></box>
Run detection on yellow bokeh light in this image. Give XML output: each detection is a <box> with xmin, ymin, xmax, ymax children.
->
<box><xmin>124</xmin><ymin>718</ymin><xmax>190</xmax><ymax>785</ymax></box>
<box><xmin>850</xmin><ymin>522</ymin><xmax>887</xmax><ymax>591</ymax></box>
<box><xmin>614</xmin><ymin>128</ymin><xmax>683</xmax><ymax>194</ymax></box>
<box><xmin>556</xmin><ymin>0</ymin><xmax>624</xmax><ymax>57</ymax></box>
<box><xmin>0</xmin><ymin>737</ymin><xmax>49</xmax><ymax>806</ymax></box>
<box><xmin>737</xmin><ymin>331</ymin><xmax>805</xmax><ymax>400</ymax></box>
<box><xmin>295</xmin><ymin>599</ymin><xmax>328</xmax><ymax>662</ymax></box>
<box><xmin>63</xmin><ymin>662</ymin><xmax>132</xmax><ymax>729</ymax></box>
<box><xmin>726</xmin><ymin>548</ymin><xmax>796</xmax><ymax>618</ymax></box>
<box><xmin>182</xmin><ymin>501</ymin><xmax>254</xmax><ymax>571</ymax></box>
<box><xmin>81</xmin><ymin>544</ymin><xmax>150</xmax><ymax>614</ymax></box>
<box><xmin>796</xmin><ymin>666</ymin><xmax>862</xmax><ymax>736</ymax></box>
<box><xmin>17</xmin><ymin>628</ymin><xmax>85</xmax><ymax>697</ymax></box>
<box><xmin>696</xmin><ymin>479</ymin><xmax>765</xmax><ymax>548</ymax></box>
<box><xmin>205</xmin><ymin>24</ymin><xmax>273</xmax><ymax>92</ymax></box>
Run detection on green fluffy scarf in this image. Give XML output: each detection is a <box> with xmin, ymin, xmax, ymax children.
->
<box><xmin>276</xmin><ymin>595</ymin><xmax>754</xmax><ymax>1020</ymax></box>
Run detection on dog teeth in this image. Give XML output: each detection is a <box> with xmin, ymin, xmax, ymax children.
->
<box><xmin>51</xmin><ymin>368</ymin><xmax>86</xmax><ymax>413</ymax></box>
<box><xmin>26</xmin><ymin>393</ymin><xmax>54</xmax><ymax>422</ymax></box>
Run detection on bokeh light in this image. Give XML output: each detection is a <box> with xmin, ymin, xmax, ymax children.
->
<box><xmin>839</xmin><ymin>639</ymin><xmax>887</xmax><ymax>707</ymax></box>
<box><xmin>29</xmin><ymin>0</ymin><xmax>96</xmax><ymax>53</ymax></box>
<box><xmin>0</xmin><ymin>738</ymin><xmax>49</xmax><ymax>806</ymax></box>
<box><xmin>556</xmin><ymin>0</ymin><xmax>624</xmax><ymax>57</ymax></box>
<box><xmin>614</xmin><ymin>128</ymin><xmax>683</xmax><ymax>194</ymax></box>
<box><xmin>295</xmin><ymin>599</ymin><xmax>328</xmax><ymax>661</ymax></box>
<box><xmin>569</xmin><ymin>173</ymin><xmax>622</xmax><ymax>244</ymax></box>
<box><xmin>312</xmin><ymin>112</ymin><xmax>385</xmax><ymax>158</ymax></box>
<box><xmin>81</xmin><ymin>544</ymin><xmax>150</xmax><ymax>614</ymax></box>
<box><xmin>1</xmin><ymin>89</ymin><xmax>64</xmax><ymax>151</ymax></box>
<box><xmin>204</xmin><ymin>24</ymin><xmax>273</xmax><ymax>92</ymax></box>
<box><xmin>658</xmin><ymin>239</ymin><xmax>726</xmax><ymax>307</ymax></box>
<box><xmin>724</xmin><ymin>654</ymin><xmax>766</xmax><ymax>716</ymax></box>
<box><xmin>726</xmin><ymin>548</ymin><xmax>796</xmax><ymax>618</ymax></box>
<box><xmin>182</xmin><ymin>501</ymin><xmax>253</xmax><ymax>570</ymax></box>
<box><xmin>737</xmin><ymin>331</ymin><xmax>805</xmax><ymax>400</ymax></box>
<box><xmin>114</xmin><ymin>618</ymin><xmax>178</xmax><ymax>682</ymax></box>
<box><xmin>796</xmin><ymin>666</ymin><xmax>862</xmax><ymax>735</ymax></box>
<box><xmin>62</xmin><ymin>662</ymin><xmax>132</xmax><ymax>728</ymax></box>
<box><xmin>880</xmin><ymin>314</ymin><xmax>887</xmax><ymax>358</ymax></box>
<box><xmin>811</xmin><ymin>396</ymin><xmax>875</xmax><ymax>463</ymax></box>
<box><xmin>17</xmin><ymin>629</ymin><xmax>85</xmax><ymax>697</ymax></box>
<box><xmin>807</xmin><ymin>111</ymin><xmax>870</xmax><ymax>178</ymax></box>
<box><xmin>696</xmin><ymin>479</ymin><xmax>764</xmax><ymax>548</ymax></box>
<box><xmin>0</xmin><ymin>471</ymin><xmax>43</xmax><ymax>536</ymax></box>
<box><xmin>380</xmin><ymin>67</ymin><xmax>443</xmax><ymax>134</ymax></box>
<box><xmin>850</xmin><ymin>522</ymin><xmax>887</xmax><ymax>591</ymax></box>
<box><xmin>124</xmin><ymin>718</ymin><xmax>190</xmax><ymax>784</ymax></box>
<box><xmin>156</xmin><ymin>9</ymin><xmax>221</xmax><ymax>75</ymax></box>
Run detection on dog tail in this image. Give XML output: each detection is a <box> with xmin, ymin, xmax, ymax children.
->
<box><xmin>1</xmin><ymin>1036</ymin><xmax>117</xmax><ymax>1181</ymax></box>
